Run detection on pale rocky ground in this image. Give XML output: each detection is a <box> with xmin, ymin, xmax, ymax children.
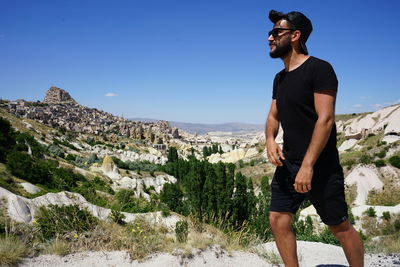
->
<box><xmin>20</xmin><ymin>242</ymin><xmax>400</xmax><ymax>267</ymax></box>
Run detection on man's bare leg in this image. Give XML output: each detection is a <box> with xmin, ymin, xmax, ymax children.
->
<box><xmin>270</xmin><ymin>211</ymin><xmax>299</xmax><ymax>267</ymax></box>
<box><xmin>329</xmin><ymin>220</ymin><xmax>364</xmax><ymax>267</ymax></box>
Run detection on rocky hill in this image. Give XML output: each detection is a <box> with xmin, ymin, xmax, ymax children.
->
<box><xmin>0</xmin><ymin>99</ymin><xmax>399</xmax><ymax>266</ymax></box>
<box><xmin>2</xmin><ymin>86</ymin><xmax>180</xmax><ymax>145</ymax></box>
<box><xmin>43</xmin><ymin>86</ymin><xmax>78</xmax><ymax>104</ymax></box>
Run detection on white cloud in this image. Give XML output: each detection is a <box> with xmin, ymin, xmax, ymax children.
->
<box><xmin>370</xmin><ymin>104</ymin><xmax>383</xmax><ymax>108</ymax></box>
<box><xmin>105</xmin><ymin>92</ymin><xmax>118</xmax><ymax>97</ymax></box>
<box><xmin>352</xmin><ymin>104</ymin><xmax>363</xmax><ymax>108</ymax></box>
<box><xmin>360</xmin><ymin>96</ymin><xmax>369</xmax><ymax>100</ymax></box>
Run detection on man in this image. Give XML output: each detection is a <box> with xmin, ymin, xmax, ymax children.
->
<box><xmin>265</xmin><ymin>10</ymin><xmax>364</xmax><ymax>267</ymax></box>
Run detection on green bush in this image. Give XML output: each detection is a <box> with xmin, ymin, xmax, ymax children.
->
<box><xmin>374</xmin><ymin>160</ymin><xmax>386</xmax><ymax>168</ymax></box>
<box><xmin>366</xmin><ymin>207</ymin><xmax>376</xmax><ymax>218</ymax></box>
<box><xmin>342</xmin><ymin>159</ymin><xmax>356</xmax><ymax>170</ymax></box>
<box><xmin>376</xmin><ymin>149</ymin><xmax>387</xmax><ymax>159</ymax></box>
<box><xmin>389</xmin><ymin>156</ymin><xmax>400</xmax><ymax>168</ymax></box>
<box><xmin>6</xmin><ymin>151</ymin><xmax>34</xmax><ymax>180</ymax></box>
<box><xmin>394</xmin><ymin>219</ymin><xmax>400</xmax><ymax>231</ymax></box>
<box><xmin>36</xmin><ymin>204</ymin><xmax>98</xmax><ymax>240</ymax></box>
<box><xmin>47</xmin><ymin>145</ymin><xmax>65</xmax><ymax>158</ymax></box>
<box><xmin>108</xmin><ymin>209</ymin><xmax>126</xmax><ymax>225</ymax></box>
<box><xmin>359</xmin><ymin>154</ymin><xmax>372</xmax><ymax>165</ymax></box>
<box><xmin>52</xmin><ymin>167</ymin><xmax>85</xmax><ymax>190</ymax></box>
<box><xmin>65</xmin><ymin>154</ymin><xmax>77</xmax><ymax>162</ymax></box>
<box><xmin>382</xmin><ymin>211</ymin><xmax>391</xmax><ymax>221</ymax></box>
<box><xmin>175</xmin><ymin>220</ymin><xmax>189</xmax><ymax>243</ymax></box>
<box><xmin>0</xmin><ymin>117</ymin><xmax>16</xmax><ymax>162</ymax></box>
<box><xmin>115</xmin><ymin>189</ymin><xmax>157</xmax><ymax>213</ymax></box>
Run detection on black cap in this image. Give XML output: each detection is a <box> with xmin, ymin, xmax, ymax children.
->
<box><xmin>269</xmin><ymin>10</ymin><xmax>313</xmax><ymax>55</ymax></box>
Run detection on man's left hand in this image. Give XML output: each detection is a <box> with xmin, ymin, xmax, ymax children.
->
<box><xmin>293</xmin><ymin>165</ymin><xmax>313</xmax><ymax>193</ymax></box>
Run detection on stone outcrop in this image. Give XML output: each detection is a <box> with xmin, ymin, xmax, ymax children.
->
<box><xmin>43</xmin><ymin>86</ymin><xmax>77</xmax><ymax>104</ymax></box>
<box><xmin>114</xmin><ymin>174</ymin><xmax>177</xmax><ymax>200</ymax></box>
<box><xmin>338</xmin><ymin>139</ymin><xmax>359</xmax><ymax>152</ymax></box>
<box><xmin>6</xmin><ymin>87</ymin><xmax>181</xmax><ymax>143</ymax></box>
<box><xmin>345</xmin><ymin>165</ymin><xmax>384</xmax><ymax>206</ymax></box>
<box><xmin>0</xmin><ymin>186</ymin><xmax>180</xmax><ymax>228</ymax></box>
<box><xmin>20</xmin><ymin>182</ymin><xmax>41</xmax><ymax>194</ymax></box>
<box><xmin>208</xmin><ymin>147</ymin><xmax>259</xmax><ymax>163</ymax></box>
<box><xmin>341</xmin><ymin>104</ymin><xmax>400</xmax><ymax>139</ymax></box>
<box><xmin>101</xmin><ymin>156</ymin><xmax>120</xmax><ymax>180</ymax></box>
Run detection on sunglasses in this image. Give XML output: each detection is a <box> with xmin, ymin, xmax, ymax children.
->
<box><xmin>268</xmin><ymin>28</ymin><xmax>296</xmax><ymax>38</ymax></box>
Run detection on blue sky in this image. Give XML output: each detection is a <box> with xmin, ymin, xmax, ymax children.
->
<box><xmin>1</xmin><ymin>0</ymin><xmax>399</xmax><ymax>124</ymax></box>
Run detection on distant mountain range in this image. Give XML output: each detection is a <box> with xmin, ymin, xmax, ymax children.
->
<box><xmin>130</xmin><ymin>118</ymin><xmax>264</xmax><ymax>134</ymax></box>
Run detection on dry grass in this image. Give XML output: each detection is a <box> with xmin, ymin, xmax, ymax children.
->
<box><xmin>366</xmin><ymin>234</ymin><xmax>400</xmax><ymax>254</ymax></box>
<box><xmin>345</xmin><ymin>183</ymin><xmax>357</xmax><ymax>206</ymax></box>
<box><xmin>238</xmin><ymin>162</ymin><xmax>275</xmax><ymax>187</ymax></box>
<box><xmin>362</xmin><ymin>213</ymin><xmax>400</xmax><ymax>253</ymax></box>
<box><xmin>0</xmin><ymin>236</ymin><xmax>27</xmax><ymax>266</ymax></box>
<box><xmin>44</xmin><ymin>239</ymin><xmax>70</xmax><ymax>256</ymax></box>
<box><xmin>367</xmin><ymin>185</ymin><xmax>400</xmax><ymax>206</ymax></box>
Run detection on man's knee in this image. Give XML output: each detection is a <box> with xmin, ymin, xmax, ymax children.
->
<box><xmin>269</xmin><ymin>211</ymin><xmax>293</xmax><ymax>232</ymax></box>
<box><xmin>329</xmin><ymin>220</ymin><xmax>354</xmax><ymax>238</ymax></box>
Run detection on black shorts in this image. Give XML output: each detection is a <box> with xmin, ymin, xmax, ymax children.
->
<box><xmin>269</xmin><ymin>158</ymin><xmax>348</xmax><ymax>226</ymax></box>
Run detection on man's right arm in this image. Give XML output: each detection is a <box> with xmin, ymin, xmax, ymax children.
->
<box><xmin>265</xmin><ymin>99</ymin><xmax>284</xmax><ymax>166</ymax></box>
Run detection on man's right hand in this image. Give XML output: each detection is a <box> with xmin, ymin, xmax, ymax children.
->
<box><xmin>266</xmin><ymin>139</ymin><xmax>285</xmax><ymax>166</ymax></box>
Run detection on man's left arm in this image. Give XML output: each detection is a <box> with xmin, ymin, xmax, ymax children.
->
<box><xmin>293</xmin><ymin>89</ymin><xmax>336</xmax><ymax>193</ymax></box>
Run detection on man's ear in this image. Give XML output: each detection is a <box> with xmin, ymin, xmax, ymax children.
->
<box><xmin>291</xmin><ymin>30</ymin><xmax>301</xmax><ymax>42</ymax></box>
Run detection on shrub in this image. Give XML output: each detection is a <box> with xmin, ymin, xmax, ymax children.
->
<box><xmin>394</xmin><ymin>219</ymin><xmax>400</xmax><ymax>231</ymax></box>
<box><xmin>65</xmin><ymin>154</ymin><xmax>77</xmax><ymax>162</ymax></box>
<box><xmin>342</xmin><ymin>159</ymin><xmax>356</xmax><ymax>170</ymax></box>
<box><xmin>175</xmin><ymin>220</ymin><xmax>189</xmax><ymax>243</ymax></box>
<box><xmin>109</xmin><ymin>209</ymin><xmax>126</xmax><ymax>225</ymax></box>
<box><xmin>0</xmin><ymin>236</ymin><xmax>26</xmax><ymax>266</ymax></box>
<box><xmin>366</xmin><ymin>207</ymin><xmax>376</xmax><ymax>218</ymax></box>
<box><xmin>374</xmin><ymin>160</ymin><xmax>386</xmax><ymax>168</ymax></box>
<box><xmin>6</xmin><ymin>151</ymin><xmax>33</xmax><ymax>180</ymax></box>
<box><xmin>44</xmin><ymin>240</ymin><xmax>69</xmax><ymax>256</ymax></box>
<box><xmin>0</xmin><ymin>117</ymin><xmax>16</xmax><ymax>162</ymax></box>
<box><xmin>359</xmin><ymin>154</ymin><xmax>372</xmax><ymax>165</ymax></box>
<box><xmin>376</xmin><ymin>149</ymin><xmax>387</xmax><ymax>159</ymax></box>
<box><xmin>389</xmin><ymin>156</ymin><xmax>400</xmax><ymax>168</ymax></box>
<box><xmin>161</xmin><ymin>206</ymin><xmax>170</xmax><ymax>217</ymax></box>
<box><xmin>127</xmin><ymin>218</ymin><xmax>164</xmax><ymax>260</ymax></box>
<box><xmin>382</xmin><ymin>211</ymin><xmax>391</xmax><ymax>221</ymax></box>
<box><xmin>47</xmin><ymin>145</ymin><xmax>65</xmax><ymax>158</ymax></box>
<box><xmin>36</xmin><ymin>204</ymin><xmax>98</xmax><ymax>240</ymax></box>
<box><xmin>52</xmin><ymin>167</ymin><xmax>85</xmax><ymax>190</ymax></box>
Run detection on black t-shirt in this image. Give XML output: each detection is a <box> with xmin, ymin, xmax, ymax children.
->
<box><xmin>272</xmin><ymin>56</ymin><xmax>340</xmax><ymax>167</ymax></box>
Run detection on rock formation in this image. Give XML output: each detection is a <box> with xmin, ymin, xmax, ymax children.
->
<box><xmin>43</xmin><ymin>86</ymin><xmax>77</xmax><ymax>104</ymax></box>
<box><xmin>0</xmin><ymin>186</ymin><xmax>180</xmax><ymax>228</ymax></box>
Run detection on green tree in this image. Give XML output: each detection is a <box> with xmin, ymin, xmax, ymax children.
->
<box><xmin>232</xmin><ymin>172</ymin><xmax>249</xmax><ymax>226</ymax></box>
<box><xmin>203</xmin><ymin>163</ymin><xmax>217</xmax><ymax>218</ymax></box>
<box><xmin>6</xmin><ymin>151</ymin><xmax>33</xmax><ymax>181</ymax></box>
<box><xmin>0</xmin><ymin>117</ymin><xmax>16</xmax><ymax>162</ymax></box>
<box><xmin>215</xmin><ymin>162</ymin><xmax>227</xmax><ymax>215</ymax></box>
<box><xmin>224</xmin><ymin>163</ymin><xmax>235</xmax><ymax>215</ymax></box>
<box><xmin>250</xmin><ymin>175</ymin><xmax>272</xmax><ymax>240</ymax></box>
<box><xmin>160</xmin><ymin>183</ymin><xmax>184</xmax><ymax>212</ymax></box>
<box><xmin>246</xmin><ymin>178</ymin><xmax>256</xmax><ymax>221</ymax></box>
<box><xmin>167</xmin><ymin>147</ymin><xmax>179</xmax><ymax>163</ymax></box>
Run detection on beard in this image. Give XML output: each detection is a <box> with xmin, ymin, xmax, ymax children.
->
<box><xmin>269</xmin><ymin>40</ymin><xmax>292</xmax><ymax>59</ymax></box>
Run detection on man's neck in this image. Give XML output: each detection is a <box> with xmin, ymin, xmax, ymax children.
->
<box><xmin>282</xmin><ymin>51</ymin><xmax>310</xmax><ymax>72</ymax></box>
